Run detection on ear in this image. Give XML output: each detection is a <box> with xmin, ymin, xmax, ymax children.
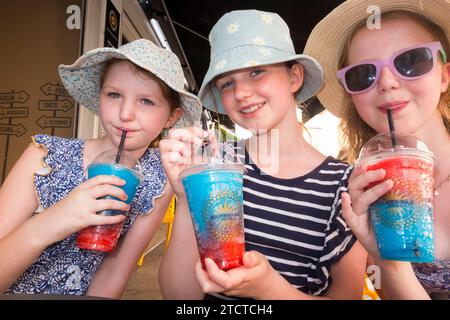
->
<box><xmin>440</xmin><ymin>62</ymin><xmax>450</xmax><ymax>93</ymax></box>
<box><xmin>164</xmin><ymin>107</ymin><xmax>183</xmax><ymax>128</ymax></box>
<box><xmin>289</xmin><ymin>63</ymin><xmax>304</xmax><ymax>94</ymax></box>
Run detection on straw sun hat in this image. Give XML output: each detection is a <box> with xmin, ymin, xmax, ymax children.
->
<box><xmin>199</xmin><ymin>9</ymin><xmax>324</xmax><ymax>115</ymax></box>
<box><xmin>304</xmin><ymin>0</ymin><xmax>450</xmax><ymax>118</ymax></box>
<box><xmin>59</xmin><ymin>39</ymin><xmax>202</xmax><ymax>128</ymax></box>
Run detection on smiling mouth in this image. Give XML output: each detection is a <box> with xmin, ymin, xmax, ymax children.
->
<box><xmin>240</xmin><ymin>103</ymin><xmax>264</xmax><ymax>114</ymax></box>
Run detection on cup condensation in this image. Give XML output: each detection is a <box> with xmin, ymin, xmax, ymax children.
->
<box><xmin>358</xmin><ymin>133</ymin><xmax>435</xmax><ymax>262</ymax></box>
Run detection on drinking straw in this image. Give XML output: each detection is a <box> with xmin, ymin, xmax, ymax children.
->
<box><xmin>201</xmin><ymin>109</ymin><xmax>212</xmax><ymax>145</ymax></box>
<box><xmin>115</xmin><ymin>130</ymin><xmax>127</xmax><ymax>164</ymax></box>
<box><xmin>201</xmin><ymin>108</ymin><xmax>209</xmax><ymax>131</ymax></box>
<box><xmin>386</xmin><ymin>108</ymin><xmax>397</xmax><ymax>148</ymax></box>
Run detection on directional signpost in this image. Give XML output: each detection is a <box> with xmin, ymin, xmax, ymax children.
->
<box><xmin>0</xmin><ymin>91</ymin><xmax>30</xmax><ymax>104</ymax></box>
<box><xmin>39</xmin><ymin>83</ymin><xmax>75</xmax><ymax>136</ymax></box>
<box><xmin>38</xmin><ymin>99</ymin><xmax>73</xmax><ymax>112</ymax></box>
<box><xmin>40</xmin><ymin>83</ymin><xmax>71</xmax><ymax>97</ymax></box>
<box><xmin>0</xmin><ymin>106</ymin><xmax>28</xmax><ymax>120</ymax></box>
<box><xmin>0</xmin><ymin>124</ymin><xmax>27</xmax><ymax>137</ymax></box>
<box><xmin>1</xmin><ymin>85</ymin><xmax>75</xmax><ymax>183</ymax></box>
<box><xmin>37</xmin><ymin>116</ymin><xmax>71</xmax><ymax>129</ymax></box>
<box><xmin>0</xmin><ymin>90</ymin><xmax>30</xmax><ymax>183</ymax></box>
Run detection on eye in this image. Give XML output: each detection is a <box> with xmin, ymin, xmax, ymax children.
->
<box><xmin>221</xmin><ymin>81</ymin><xmax>233</xmax><ymax>90</ymax></box>
<box><xmin>108</xmin><ymin>92</ymin><xmax>121</xmax><ymax>99</ymax></box>
<box><xmin>141</xmin><ymin>98</ymin><xmax>154</xmax><ymax>106</ymax></box>
<box><xmin>250</xmin><ymin>69</ymin><xmax>264</xmax><ymax>77</ymax></box>
<box><xmin>217</xmin><ymin>79</ymin><xmax>234</xmax><ymax>91</ymax></box>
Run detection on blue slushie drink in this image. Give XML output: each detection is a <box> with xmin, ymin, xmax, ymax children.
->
<box><xmin>76</xmin><ymin>150</ymin><xmax>142</xmax><ymax>252</ymax></box>
<box><xmin>358</xmin><ymin>133</ymin><xmax>435</xmax><ymax>262</ymax></box>
<box><xmin>181</xmin><ymin>162</ymin><xmax>245</xmax><ymax>271</ymax></box>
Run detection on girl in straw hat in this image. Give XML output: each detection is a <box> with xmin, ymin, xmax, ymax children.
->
<box><xmin>305</xmin><ymin>0</ymin><xmax>449</xmax><ymax>299</ymax></box>
<box><xmin>159</xmin><ymin>9</ymin><xmax>367</xmax><ymax>300</ymax></box>
<box><xmin>0</xmin><ymin>39</ymin><xmax>201</xmax><ymax>297</ymax></box>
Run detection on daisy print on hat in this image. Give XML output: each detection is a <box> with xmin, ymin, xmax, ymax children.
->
<box><xmin>227</xmin><ymin>22</ymin><xmax>239</xmax><ymax>34</ymax></box>
<box><xmin>261</xmin><ymin>13</ymin><xmax>273</xmax><ymax>24</ymax></box>
<box><xmin>215</xmin><ymin>60</ymin><xmax>227</xmax><ymax>70</ymax></box>
<box><xmin>253</xmin><ymin>37</ymin><xmax>266</xmax><ymax>45</ymax></box>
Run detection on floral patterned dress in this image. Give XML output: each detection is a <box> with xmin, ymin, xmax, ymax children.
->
<box><xmin>5</xmin><ymin>134</ymin><xmax>166</xmax><ymax>295</ymax></box>
<box><xmin>413</xmin><ymin>259</ymin><xmax>450</xmax><ymax>300</ymax></box>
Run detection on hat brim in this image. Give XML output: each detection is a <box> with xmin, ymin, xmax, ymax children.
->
<box><xmin>198</xmin><ymin>45</ymin><xmax>324</xmax><ymax>114</ymax></box>
<box><xmin>58</xmin><ymin>46</ymin><xmax>202</xmax><ymax>128</ymax></box>
<box><xmin>304</xmin><ymin>0</ymin><xmax>450</xmax><ymax>118</ymax></box>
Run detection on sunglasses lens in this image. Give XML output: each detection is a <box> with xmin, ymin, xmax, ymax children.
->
<box><xmin>394</xmin><ymin>47</ymin><xmax>433</xmax><ymax>77</ymax></box>
<box><xmin>345</xmin><ymin>64</ymin><xmax>376</xmax><ymax>92</ymax></box>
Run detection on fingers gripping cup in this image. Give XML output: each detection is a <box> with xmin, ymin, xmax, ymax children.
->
<box><xmin>180</xmin><ymin>142</ymin><xmax>245</xmax><ymax>270</ymax></box>
<box><xmin>358</xmin><ymin>133</ymin><xmax>435</xmax><ymax>262</ymax></box>
<box><xmin>76</xmin><ymin>150</ymin><xmax>143</xmax><ymax>252</ymax></box>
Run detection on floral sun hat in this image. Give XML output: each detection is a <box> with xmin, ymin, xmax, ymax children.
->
<box><xmin>58</xmin><ymin>39</ymin><xmax>202</xmax><ymax>128</ymax></box>
<box><xmin>198</xmin><ymin>9</ymin><xmax>324</xmax><ymax>115</ymax></box>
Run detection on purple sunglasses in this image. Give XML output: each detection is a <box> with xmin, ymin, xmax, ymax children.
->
<box><xmin>337</xmin><ymin>42</ymin><xmax>447</xmax><ymax>94</ymax></box>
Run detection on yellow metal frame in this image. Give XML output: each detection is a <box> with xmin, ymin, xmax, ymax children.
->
<box><xmin>137</xmin><ymin>196</ymin><xmax>175</xmax><ymax>266</ymax></box>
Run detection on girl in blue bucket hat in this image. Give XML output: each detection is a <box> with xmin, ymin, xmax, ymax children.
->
<box><xmin>0</xmin><ymin>39</ymin><xmax>202</xmax><ymax>297</ymax></box>
<box><xmin>159</xmin><ymin>9</ymin><xmax>367</xmax><ymax>299</ymax></box>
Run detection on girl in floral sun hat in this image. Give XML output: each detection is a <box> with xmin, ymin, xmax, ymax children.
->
<box><xmin>159</xmin><ymin>9</ymin><xmax>367</xmax><ymax>300</ymax></box>
<box><xmin>0</xmin><ymin>39</ymin><xmax>201</xmax><ymax>297</ymax></box>
<box><xmin>305</xmin><ymin>0</ymin><xmax>449</xmax><ymax>299</ymax></box>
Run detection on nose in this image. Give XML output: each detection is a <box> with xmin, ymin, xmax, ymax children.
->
<box><xmin>377</xmin><ymin>65</ymin><xmax>400</xmax><ymax>92</ymax></box>
<box><xmin>234</xmin><ymin>79</ymin><xmax>253</xmax><ymax>101</ymax></box>
<box><xmin>119</xmin><ymin>100</ymin><xmax>136</xmax><ymax>121</ymax></box>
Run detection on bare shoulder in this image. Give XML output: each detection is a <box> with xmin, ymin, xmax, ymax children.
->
<box><xmin>10</xmin><ymin>141</ymin><xmax>48</xmax><ymax>176</ymax></box>
<box><xmin>0</xmin><ymin>141</ymin><xmax>48</xmax><ymax>237</ymax></box>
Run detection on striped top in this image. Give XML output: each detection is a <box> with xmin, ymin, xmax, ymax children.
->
<box><xmin>208</xmin><ymin>144</ymin><xmax>356</xmax><ymax>299</ymax></box>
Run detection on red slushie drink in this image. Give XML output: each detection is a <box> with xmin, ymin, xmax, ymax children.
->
<box><xmin>181</xmin><ymin>163</ymin><xmax>245</xmax><ymax>270</ymax></box>
<box><xmin>180</xmin><ymin>142</ymin><xmax>245</xmax><ymax>270</ymax></box>
<box><xmin>76</xmin><ymin>150</ymin><xmax>142</xmax><ymax>253</ymax></box>
<box><xmin>358</xmin><ymin>133</ymin><xmax>435</xmax><ymax>262</ymax></box>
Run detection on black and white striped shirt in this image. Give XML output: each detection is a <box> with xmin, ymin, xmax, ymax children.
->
<box><xmin>208</xmin><ymin>145</ymin><xmax>356</xmax><ymax>299</ymax></box>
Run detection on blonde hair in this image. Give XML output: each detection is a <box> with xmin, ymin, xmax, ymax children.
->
<box><xmin>338</xmin><ymin>11</ymin><xmax>450</xmax><ymax>163</ymax></box>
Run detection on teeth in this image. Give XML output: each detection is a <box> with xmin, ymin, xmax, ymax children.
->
<box><xmin>241</xmin><ymin>103</ymin><xmax>262</xmax><ymax>114</ymax></box>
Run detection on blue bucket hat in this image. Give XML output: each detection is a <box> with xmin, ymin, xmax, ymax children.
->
<box><xmin>58</xmin><ymin>39</ymin><xmax>202</xmax><ymax>128</ymax></box>
<box><xmin>198</xmin><ymin>9</ymin><xmax>324</xmax><ymax>115</ymax></box>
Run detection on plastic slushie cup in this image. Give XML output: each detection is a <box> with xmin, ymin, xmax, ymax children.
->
<box><xmin>76</xmin><ymin>150</ymin><xmax>143</xmax><ymax>253</ymax></box>
<box><xmin>358</xmin><ymin>133</ymin><xmax>435</xmax><ymax>262</ymax></box>
<box><xmin>180</xmin><ymin>143</ymin><xmax>245</xmax><ymax>270</ymax></box>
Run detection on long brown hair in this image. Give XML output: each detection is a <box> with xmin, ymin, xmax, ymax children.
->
<box><xmin>338</xmin><ymin>11</ymin><xmax>450</xmax><ymax>163</ymax></box>
<box><xmin>101</xmin><ymin>58</ymin><xmax>181</xmax><ymax>147</ymax></box>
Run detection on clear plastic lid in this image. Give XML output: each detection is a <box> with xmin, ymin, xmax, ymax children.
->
<box><xmin>180</xmin><ymin>141</ymin><xmax>245</xmax><ymax>179</ymax></box>
<box><xmin>89</xmin><ymin>150</ymin><xmax>144</xmax><ymax>180</ymax></box>
<box><xmin>357</xmin><ymin>133</ymin><xmax>435</xmax><ymax>166</ymax></box>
